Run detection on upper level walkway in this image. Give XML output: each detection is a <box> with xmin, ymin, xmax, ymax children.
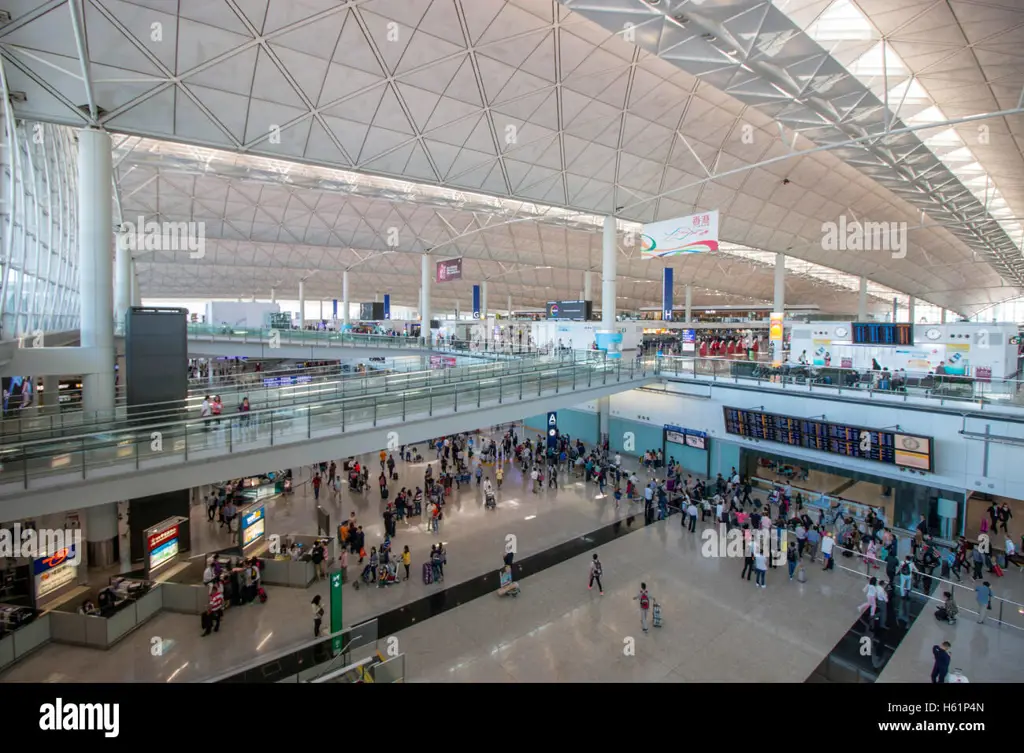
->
<box><xmin>0</xmin><ymin>355</ymin><xmax>657</xmax><ymax>517</ymax></box>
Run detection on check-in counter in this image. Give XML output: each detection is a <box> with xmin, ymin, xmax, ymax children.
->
<box><xmin>260</xmin><ymin>557</ymin><xmax>316</xmax><ymax>587</ymax></box>
<box><xmin>48</xmin><ymin>580</ymin><xmax>162</xmax><ymax>649</ymax></box>
<box><xmin>0</xmin><ymin>609</ymin><xmax>51</xmax><ymax>672</ymax></box>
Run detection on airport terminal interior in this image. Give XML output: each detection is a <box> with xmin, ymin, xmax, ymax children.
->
<box><xmin>0</xmin><ymin>0</ymin><xmax>1023</xmax><ymax>685</ymax></box>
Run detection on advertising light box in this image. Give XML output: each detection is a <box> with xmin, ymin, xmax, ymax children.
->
<box><xmin>147</xmin><ymin>524</ymin><xmax>179</xmax><ymax>574</ymax></box>
<box><xmin>240</xmin><ymin>505</ymin><xmax>266</xmax><ymax>550</ymax></box>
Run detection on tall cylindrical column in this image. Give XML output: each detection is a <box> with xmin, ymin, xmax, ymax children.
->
<box><xmin>773</xmin><ymin>252</ymin><xmax>786</xmax><ymax>314</ymax></box>
<box><xmin>421</xmin><ymin>253</ymin><xmax>431</xmax><ymax>342</ymax></box>
<box><xmin>78</xmin><ymin>128</ymin><xmax>115</xmax><ymax>418</ymax></box>
<box><xmin>507</xmin><ymin>293</ymin><xmax>512</xmax><ymax>316</ymax></box>
<box><xmin>42</xmin><ymin>375</ymin><xmax>60</xmax><ymax>415</ymax></box>
<box><xmin>892</xmin><ymin>297</ymin><xmax>898</xmax><ymax>323</ymax></box>
<box><xmin>270</xmin><ymin>287</ymin><xmax>276</xmax><ymax>304</ymax></box>
<box><xmin>342</xmin><ymin>270</ymin><xmax>350</xmax><ymax>325</ymax></box>
<box><xmin>374</xmin><ymin>291</ymin><xmax>380</xmax><ymax>303</ymax></box>
<box><xmin>114</xmin><ymin>238</ymin><xmax>130</xmax><ymax>331</ymax></box>
<box><xmin>86</xmin><ymin>502</ymin><xmax>119</xmax><ymax>570</ymax></box>
<box><xmin>940</xmin><ymin>309</ymin><xmax>947</xmax><ymax>324</ymax></box>
<box><xmin>298</xmin><ymin>279</ymin><xmax>306</xmax><ymax>327</ymax></box>
<box><xmin>684</xmin><ymin>284</ymin><xmax>693</xmax><ymax>323</ymax></box>
<box><xmin>584</xmin><ymin>270</ymin><xmax>593</xmax><ymax>301</ymax></box>
<box><xmin>602</xmin><ymin>216</ymin><xmax>617</xmax><ymax>330</ymax></box>
<box><xmin>908</xmin><ymin>297</ymin><xmax>916</xmax><ymax>324</ymax></box>
<box><xmin>857</xmin><ymin>276</ymin><xmax>868</xmax><ymax>320</ymax></box>
<box><xmin>481</xmin><ymin>280</ymin><xmax>489</xmax><ymax>319</ymax></box>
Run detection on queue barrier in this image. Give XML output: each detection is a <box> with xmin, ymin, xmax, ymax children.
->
<box><xmin>48</xmin><ymin>586</ymin><xmax>163</xmax><ymax>649</ymax></box>
<box><xmin>0</xmin><ymin>614</ymin><xmax>51</xmax><ymax>672</ymax></box>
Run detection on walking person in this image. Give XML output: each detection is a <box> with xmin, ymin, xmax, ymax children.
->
<box><xmin>975</xmin><ymin>581</ymin><xmax>992</xmax><ymax>624</ymax></box>
<box><xmin>741</xmin><ymin>534</ymin><xmax>755</xmax><ymax>581</ymax></box>
<box><xmin>931</xmin><ymin>641</ymin><xmax>951</xmax><ymax>684</ymax></box>
<box><xmin>402</xmin><ymin>545</ymin><xmax>411</xmax><ymax>581</ymax></box>
<box><xmin>588</xmin><ymin>553</ymin><xmax>604</xmax><ymax>595</ymax></box>
<box><xmin>687</xmin><ymin>499</ymin><xmax>698</xmax><ymax>532</ymax></box>
<box><xmin>633</xmin><ymin>582</ymin><xmax>653</xmax><ymax>633</ymax></box>
<box><xmin>754</xmin><ymin>548</ymin><xmax>768</xmax><ymax>588</ymax></box>
<box><xmin>201</xmin><ymin>582</ymin><xmax>224</xmax><ymax>636</ymax></box>
<box><xmin>311</xmin><ymin>594</ymin><xmax>324</xmax><ymax>638</ymax></box>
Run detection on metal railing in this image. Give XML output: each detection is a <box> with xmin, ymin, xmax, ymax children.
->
<box><xmin>0</xmin><ymin>356</ymin><xmax>656</xmax><ymax>490</ymax></box>
<box><xmin>0</xmin><ymin>350</ymin><xmax>603</xmax><ymax>446</ymax></box>
<box><xmin>656</xmin><ymin>356</ymin><xmax>1024</xmax><ymax>407</ymax></box>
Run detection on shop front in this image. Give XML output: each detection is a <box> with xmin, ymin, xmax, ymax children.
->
<box><xmin>145</xmin><ymin>517</ymin><xmax>186</xmax><ymax>579</ymax></box>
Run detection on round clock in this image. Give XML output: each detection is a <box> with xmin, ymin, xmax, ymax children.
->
<box><xmin>899</xmin><ymin>436</ymin><xmax>921</xmax><ymax>451</ymax></box>
<box><xmin>834</xmin><ymin>326</ymin><xmax>849</xmax><ymax>338</ymax></box>
<box><xmin>925</xmin><ymin>328</ymin><xmax>941</xmax><ymax>341</ymax></box>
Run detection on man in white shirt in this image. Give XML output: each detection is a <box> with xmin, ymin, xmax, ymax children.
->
<box><xmin>715</xmin><ymin>499</ymin><xmax>724</xmax><ymax>523</ymax></box>
<box><xmin>614</xmin><ymin>453</ymin><xmax>622</xmax><ymax>467</ymax></box>
<box><xmin>821</xmin><ymin>532</ymin><xmax>835</xmax><ymax>571</ymax></box>
<box><xmin>200</xmin><ymin>396</ymin><xmax>211</xmax><ymax>429</ymax></box>
<box><xmin>686</xmin><ymin>501</ymin><xmax>698</xmax><ymax>532</ymax></box>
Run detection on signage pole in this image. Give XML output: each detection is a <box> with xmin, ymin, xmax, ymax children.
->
<box><xmin>330</xmin><ymin>569</ymin><xmax>344</xmax><ymax>654</ymax></box>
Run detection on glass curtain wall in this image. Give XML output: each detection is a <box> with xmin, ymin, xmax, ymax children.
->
<box><xmin>0</xmin><ymin>112</ymin><xmax>80</xmax><ymax>339</ymax></box>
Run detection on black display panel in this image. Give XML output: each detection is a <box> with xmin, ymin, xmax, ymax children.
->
<box><xmin>546</xmin><ymin>300</ymin><xmax>592</xmax><ymax>320</ymax></box>
<box><xmin>852</xmin><ymin>322</ymin><xmax>914</xmax><ymax>346</ymax></box>
<box><xmin>723</xmin><ymin>407</ymin><xmax>932</xmax><ymax>471</ymax></box>
<box><xmin>359</xmin><ymin>302</ymin><xmax>385</xmax><ymax>320</ymax></box>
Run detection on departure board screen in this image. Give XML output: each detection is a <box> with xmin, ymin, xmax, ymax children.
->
<box><xmin>851</xmin><ymin>322</ymin><xmax>914</xmax><ymax>346</ymax></box>
<box><xmin>723</xmin><ymin>407</ymin><xmax>932</xmax><ymax>471</ymax></box>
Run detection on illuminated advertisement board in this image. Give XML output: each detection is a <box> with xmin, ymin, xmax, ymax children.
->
<box><xmin>770</xmin><ymin>313</ymin><xmax>784</xmax><ymax>366</ymax></box>
<box><xmin>240</xmin><ymin>505</ymin><xmax>266</xmax><ymax>550</ymax></box>
<box><xmin>147</xmin><ymin>524</ymin><xmax>179</xmax><ymax>574</ymax></box>
<box><xmin>33</xmin><ymin>543</ymin><xmax>79</xmax><ymax>602</ymax></box>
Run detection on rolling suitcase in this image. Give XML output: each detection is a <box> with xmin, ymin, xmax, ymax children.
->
<box><xmin>946</xmin><ymin>668</ymin><xmax>969</xmax><ymax>683</ymax></box>
<box><xmin>258</xmin><ymin>587</ymin><xmax>267</xmax><ymax>603</ymax></box>
<box><xmin>652</xmin><ymin>602</ymin><xmax>663</xmax><ymax>628</ymax></box>
<box><xmin>201</xmin><ymin>611</ymin><xmax>212</xmax><ymax>632</ymax></box>
<box><xmin>993</xmin><ymin>564</ymin><xmax>1005</xmax><ymax>577</ymax></box>
<box><xmin>422</xmin><ymin>562</ymin><xmax>434</xmax><ymax>585</ymax></box>
<box><xmin>391</xmin><ymin>471</ymin><xmax>398</xmax><ymax>481</ymax></box>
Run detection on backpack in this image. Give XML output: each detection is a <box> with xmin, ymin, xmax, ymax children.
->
<box><xmin>594</xmin><ymin>561</ymin><xmax>602</xmax><ymax>576</ymax></box>
<box><xmin>900</xmin><ymin>562</ymin><xmax>910</xmax><ymax>576</ymax></box>
<box><xmin>639</xmin><ymin>592</ymin><xmax>650</xmax><ymax>610</ymax></box>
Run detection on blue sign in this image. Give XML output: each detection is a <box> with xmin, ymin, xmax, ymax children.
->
<box><xmin>662</xmin><ymin>267</ymin><xmax>673</xmax><ymax>320</ymax></box>
<box><xmin>241</xmin><ymin>506</ymin><xmax>264</xmax><ymax>530</ymax></box>
<box><xmin>383</xmin><ymin>294</ymin><xmax>391</xmax><ymax>320</ymax></box>
<box><xmin>262</xmin><ymin>375</ymin><xmax>313</xmax><ymax>387</ymax></box>
<box><xmin>33</xmin><ymin>543</ymin><xmax>78</xmax><ymax>575</ymax></box>
<box><xmin>546</xmin><ymin>411</ymin><xmax>558</xmax><ymax>450</ymax></box>
<box><xmin>472</xmin><ymin>285</ymin><xmax>481</xmax><ymax>319</ymax></box>
<box><xmin>681</xmin><ymin>329</ymin><xmax>695</xmax><ymax>344</ymax></box>
<box><xmin>595</xmin><ymin>331</ymin><xmax>623</xmax><ymax>359</ymax></box>
<box><xmin>332</xmin><ymin>299</ymin><xmax>338</xmax><ymax>318</ymax></box>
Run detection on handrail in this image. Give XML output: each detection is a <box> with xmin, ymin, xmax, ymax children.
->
<box><xmin>656</xmin><ymin>355</ymin><xmax>1024</xmax><ymax>407</ymax></box>
<box><xmin>0</xmin><ymin>356</ymin><xmax>657</xmax><ymax>490</ymax></box>
<box><xmin>1</xmin><ymin>352</ymin><xmax>600</xmax><ymax>451</ymax></box>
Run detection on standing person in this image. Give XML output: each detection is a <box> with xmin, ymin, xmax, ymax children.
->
<box><xmin>496</xmin><ymin>465</ymin><xmax>504</xmax><ymax>489</ymax></box>
<box><xmin>311</xmin><ymin>595</ymin><xmax>324</xmax><ymax>637</ymax></box>
<box><xmin>821</xmin><ymin>531</ymin><xmax>835</xmax><ymax>571</ymax></box>
<box><xmin>931</xmin><ymin>641</ymin><xmax>951</xmax><ymax>684</ymax></box>
<box><xmin>754</xmin><ymin>548</ymin><xmax>768</xmax><ymax>588</ymax></box>
<box><xmin>379</xmin><ymin>448</ymin><xmax>387</xmax><ymax>471</ymax></box>
<box><xmin>633</xmin><ymin>582</ymin><xmax>653</xmax><ymax>633</ymax></box>
<box><xmin>741</xmin><ymin>534</ymin><xmax>755</xmax><ymax>581</ymax></box>
<box><xmin>787</xmin><ymin>541</ymin><xmax>799</xmax><ymax>581</ymax></box>
<box><xmin>975</xmin><ymin>581</ymin><xmax>992</xmax><ymax>624</ymax></box>
<box><xmin>312</xmin><ymin>472</ymin><xmax>322</xmax><ymax>501</ymax></box>
<box><xmin>202</xmin><ymin>582</ymin><xmax>224</xmax><ymax>636</ymax></box>
<box><xmin>402</xmin><ymin>545</ymin><xmax>411</xmax><ymax>581</ymax></box>
<box><xmin>687</xmin><ymin>499</ymin><xmax>698</xmax><ymax>532</ymax></box>
<box><xmin>588</xmin><ymin>553</ymin><xmax>604</xmax><ymax>595</ymax></box>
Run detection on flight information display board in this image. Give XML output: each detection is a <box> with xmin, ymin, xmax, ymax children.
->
<box><xmin>851</xmin><ymin>322</ymin><xmax>914</xmax><ymax>346</ymax></box>
<box><xmin>723</xmin><ymin>407</ymin><xmax>932</xmax><ymax>471</ymax></box>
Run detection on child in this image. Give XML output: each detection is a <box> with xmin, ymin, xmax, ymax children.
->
<box><xmin>614</xmin><ymin>486</ymin><xmax>622</xmax><ymax>508</ymax></box>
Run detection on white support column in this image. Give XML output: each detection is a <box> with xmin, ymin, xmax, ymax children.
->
<box><xmin>507</xmin><ymin>293</ymin><xmax>512</xmax><ymax>316</ymax></box>
<box><xmin>584</xmin><ymin>270</ymin><xmax>593</xmax><ymax>301</ymax></box>
<box><xmin>684</xmin><ymin>284</ymin><xmax>692</xmax><ymax>324</ymax></box>
<box><xmin>298</xmin><ymin>279</ymin><xmax>306</xmax><ymax>327</ymax></box>
<box><xmin>602</xmin><ymin>216</ymin><xmax>617</xmax><ymax>331</ymax></box>
<box><xmin>270</xmin><ymin>287</ymin><xmax>276</xmax><ymax>304</ymax></box>
<box><xmin>421</xmin><ymin>253</ymin><xmax>431</xmax><ymax>341</ymax></box>
<box><xmin>85</xmin><ymin>502</ymin><xmax>119</xmax><ymax>570</ymax></box>
<box><xmin>908</xmin><ymin>297</ymin><xmax>916</xmax><ymax>324</ymax></box>
<box><xmin>773</xmin><ymin>252</ymin><xmax>786</xmax><ymax>315</ymax></box>
<box><xmin>940</xmin><ymin>309</ymin><xmax>947</xmax><ymax>324</ymax></box>
<box><xmin>374</xmin><ymin>291</ymin><xmax>380</xmax><ymax>303</ymax></box>
<box><xmin>78</xmin><ymin>128</ymin><xmax>115</xmax><ymax>418</ymax></box>
<box><xmin>857</xmin><ymin>276</ymin><xmax>868</xmax><ymax>321</ymax></box>
<box><xmin>481</xmin><ymin>280</ymin><xmax>489</xmax><ymax>319</ymax></box>
<box><xmin>130</xmin><ymin>262</ymin><xmax>141</xmax><ymax>307</ymax></box>
<box><xmin>342</xmin><ymin>270</ymin><xmax>350</xmax><ymax>325</ymax></box>
<box><xmin>114</xmin><ymin>237</ymin><xmax>130</xmax><ymax>331</ymax></box>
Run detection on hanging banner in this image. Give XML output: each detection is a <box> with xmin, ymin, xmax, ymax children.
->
<box><xmin>770</xmin><ymin>313</ymin><xmax>784</xmax><ymax>367</ymax></box>
<box><xmin>641</xmin><ymin>209</ymin><xmax>719</xmax><ymax>258</ymax></box>
<box><xmin>435</xmin><ymin>257</ymin><xmax>463</xmax><ymax>283</ymax></box>
<box><xmin>383</xmin><ymin>294</ymin><xmax>391</xmax><ymax>320</ymax></box>
<box><xmin>662</xmin><ymin>267</ymin><xmax>673</xmax><ymax>320</ymax></box>
<box><xmin>472</xmin><ymin>285</ymin><xmax>481</xmax><ymax>319</ymax></box>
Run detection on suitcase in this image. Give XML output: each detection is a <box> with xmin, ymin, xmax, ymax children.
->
<box><xmin>993</xmin><ymin>564</ymin><xmax>1005</xmax><ymax>577</ymax></box>
<box><xmin>946</xmin><ymin>668</ymin><xmax>969</xmax><ymax>683</ymax></box>
<box><xmin>201</xmin><ymin>612</ymin><xmax>212</xmax><ymax>631</ymax></box>
<box><xmin>797</xmin><ymin>566</ymin><xmax>807</xmax><ymax>583</ymax></box>
<box><xmin>652</xmin><ymin>603</ymin><xmax>663</xmax><ymax>628</ymax></box>
<box><xmin>422</xmin><ymin>562</ymin><xmax>434</xmax><ymax>585</ymax></box>
<box><xmin>258</xmin><ymin>587</ymin><xmax>267</xmax><ymax>603</ymax></box>
<box><xmin>391</xmin><ymin>471</ymin><xmax>398</xmax><ymax>481</ymax></box>
<box><xmin>381</xmin><ymin>487</ymin><xmax>389</xmax><ymax>500</ymax></box>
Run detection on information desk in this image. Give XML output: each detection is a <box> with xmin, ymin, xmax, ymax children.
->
<box><xmin>48</xmin><ymin>578</ymin><xmax>161</xmax><ymax>649</ymax></box>
<box><xmin>0</xmin><ymin>606</ymin><xmax>50</xmax><ymax>672</ymax></box>
<box><xmin>259</xmin><ymin>535</ymin><xmax>332</xmax><ymax>587</ymax></box>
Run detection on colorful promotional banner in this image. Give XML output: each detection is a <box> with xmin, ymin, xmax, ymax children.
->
<box><xmin>662</xmin><ymin>267</ymin><xmax>673</xmax><ymax>320</ymax></box>
<box><xmin>383</xmin><ymin>294</ymin><xmax>391</xmax><ymax>320</ymax></box>
<box><xmin>770</xmin><ymin>313</ymin><xmax>784</xmax><ymax>367</ymax></box>
<box><xmin>641</xmin><ymin>209</ymin><xmax>719</xmax><ymax>258</ymax></box>
<box><xmin>435</xmin><ymin>257</ymin><xmax>463</xmax><ymax>283</ymax></box>
<box><xmin>472</xmin><ymin>285</ymin><xmax>481</xmax><ymax>319</ymax></box>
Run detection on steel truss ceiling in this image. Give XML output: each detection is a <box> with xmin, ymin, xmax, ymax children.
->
<box><xmin>0</xmin><ymin>0</ymin><xmax>1018</xmax><ymax>314</ymax></box>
